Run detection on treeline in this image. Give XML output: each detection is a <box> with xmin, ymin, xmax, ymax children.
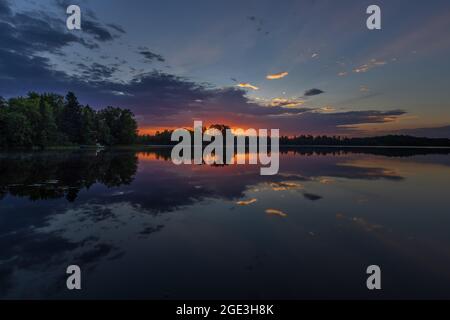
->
<box><xmin>138</xmin><ymin>129</ymin><xmax>175</xmax><ymax>145</ymax></box>
<box><xmin>137</xmin><ymin>126</ymin><xmax>450</xmax><ymax>147</ymax></box>
<box><xmin>0</xmin><ymin>92</ymin><xmax>138</xmax><ymax>148</ymax></box>
<box><xmin>137</xmin><ymin>124</ymin><xmax>232</xmax><ymax>145</ymax></box>
<box><xmin>279</xmin><ymin>135</ymin><xmax>450</xmax><ymax>147</ymax></box>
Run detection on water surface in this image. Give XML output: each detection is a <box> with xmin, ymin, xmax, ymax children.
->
<box><xmin>1</xmin><ymin>148</ymin><xmax>450</xmax><ymax>299</ymax></box>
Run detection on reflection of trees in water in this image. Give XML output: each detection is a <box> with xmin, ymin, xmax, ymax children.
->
<box><xmin>2</xmin><ymin>147</ymin><xmax>433</xmax><ymax>203</ymax></box>
<box><xmin>0</xmin><ymin>151</ymin><xmax>138</xmax><ymax>202</ymax></box>
<box><xmin>2</xmin><ymin>148</ymin><xmax>448</xmax><ymax>298</ymax></box>
<box><xmin>140</xmin><ymin>146</ymin><xmax>450</xmax><ymax>164</ymax></box>
<box><xmin>140</xmin><ymin>145</ymin><xmax>277</xmax><ymax>166</ymax></box>
<box><xmin>280</xmin><ymin>146</ymin><xmax>450</xmax><ymax>157</ymax></box>
<box><xmin>141</xmin><ymin>148</ymin><xmax>172</xmax><ymax>161</ymax></box>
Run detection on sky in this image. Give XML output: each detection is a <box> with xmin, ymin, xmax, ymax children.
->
<box><xmin>1</xmin><ymin>0</ymin><xmax>450</xmax><ymax>137</ymax></box>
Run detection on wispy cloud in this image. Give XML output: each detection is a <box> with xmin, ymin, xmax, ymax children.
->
<box><xmin>139</xmin><ymin>48</ymin><xmax>165</xmax><ymax>63</ymax></box>
<box><xmin>269</xmin><ymin>98</ymin><xmax>305</xmax><ymax>108</ymax></box>
<box><xmin>237</xmin><ymin>83</ymin><xmax>259</xmax><ymax>90</ymax></box>
<box><xmin>318</xmin><ymin>106</ymin><xmax>336</xmax><ymax>113</ymax></box>
<box><xmin>304</xmin><ymin>88</ymin><xmax>325</xmax><ymax>96</ymax></box>
<box><xmin>353</xmin><ymin>59</ymin><xmax>387</xmax><ymax>73</ymax></box>
<box><xmin>266</xmin><ymin>71</ymin><xmax>289</xmax><ymax>80</ymax></box>
<box><xmin>359</xmin><ymin>85</ymin><xmax>370</xmax><ymax>92</ymax></box>
<box><xmin>247</xmin><ymin>15</ymin><xmax>270</xmax><ymax>35</ymax></box>
<box><xmin>108</xmin><ymin>90</ymin><xmax>134</xmax><ymax>97</ymax></box>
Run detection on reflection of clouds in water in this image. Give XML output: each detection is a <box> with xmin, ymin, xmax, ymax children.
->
<box><xmin>302</xmin><ymin>193</ymin><xmax>323</xmax><ymax>201</ymax></box>
<box><xmin>0</xmin><ymin>150</ymin><xmax>408</xmax><ymax>211</ymax></box>
<box><xmin>270</xmin><ymin>181</ymin><xmax>304</xmax><ymax>191</ymax></box>
<box><xmin>0</xmin><ymin>202</ymin><xmax>165</xmax><ymax>298</ymax></box>
<box><xmin>318</xmin><ymin>177</ymin><xmax>335</xmax><ymax>184</ymax></box>
<box><xmin>336</xmin><ymin>213</ymin><xmax>346</xmax><ymax>219</ymax></box>
<box><xmin>265</xmin><ymin>209</ymin><xmax>287</xmax><ymax>217</ymax></box>
<box><xmin>337</xmin><ymin>161</ymin><xmax>403</xmax><ymax>180</ymax></box>
<box><xmin>335</xmin><ymin>212</ymin><xmax>450</xmax><ymax>285</ymax></box>
<box><xmin>351</xmin><ymin>217</ymin><xmax>383</xmax><ymax>232</ymax></box>
<box><xmin>139</xmin><ymin>225</ymin><xmax>164</xmax><ymax>236</ymax></box>
<box><xmin>264</xmin><ymin>180</ymin><xmax>323</xmax><ymax>201</ymax></box>
<box><xmin>2</xmin><ymin>150</ymin><xmax>449</xmax><ymax>298</ymax></box>
<box><xmin>278</xmin><ymin>153</ymin><xmax>406</xmax><ymax>181</ymax></box>
<box><xmin>335</xmin><ymin>213</ymin><xmax>383</xmax><ymax>232</ymax></box>
<box><xmin>124</xmin><ymin>167</ymin><xmax>323</xmax><ymax>213</ymax></box>
<box><xmin>37</xmin><ymin>202</ymin><xmax>166</xmax><ymax>245</ymax></box>
<box><xmin>236</xmin><ymin>198</ymin><xmax>257</xmax><ymax>206</ymax></box>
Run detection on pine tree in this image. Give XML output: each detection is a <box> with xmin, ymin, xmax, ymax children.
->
<box><xmin>61</xmin><ymin>92</ymin><xmax>83</xmax><ymax>144</ymax></box>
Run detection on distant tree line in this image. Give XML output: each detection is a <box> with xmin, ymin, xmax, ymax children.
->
<box><xmin>138</xmin><ymin>130</ymin><xmax>175</xmax><ymax>145</ymax></box>
<box><xmin>137</xmin><ymin>124</ymin><xmax>232</xmax><ymax>145</ymax></box>
<box><xmin>279</xmin><ymin>135</ymin><xmax>450</xmax><ymax>147</ymax></box>
<box><xmin>0</xmin><ymin>92</ymin><xmax>138</xmax><ymax>148</ymax></box>
<box><xmin>137</xmin><ymin>126</ymin><xmax>450</xmax><ymax>147</ymax></box>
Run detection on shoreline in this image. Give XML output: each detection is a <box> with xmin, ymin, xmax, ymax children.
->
<box><xmin>2</xmin><ymin>144</ymin><xmax>450</xmax><ymax>152</ymax></box>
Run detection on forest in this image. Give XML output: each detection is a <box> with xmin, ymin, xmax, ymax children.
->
<box><xmin>138</xmin><ymin>128</ymin><xmax>450</xmax><ymax>147</ymax></box>
<box><xmin>0</xmin><ymin>92</ymin><xmax>138</xmax><ymax>148</ymax></box>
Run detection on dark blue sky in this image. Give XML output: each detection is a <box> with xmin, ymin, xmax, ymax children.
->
<box><xmin>1</xmin><ymin>0</ymin><xmax>450</xmax><ymax>136</ymax></box>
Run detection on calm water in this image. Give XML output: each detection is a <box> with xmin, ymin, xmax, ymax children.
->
<box><xmin>1</xmin><ymin>148</ymin><xmax>450</xmax><ymax>299</ymax></box>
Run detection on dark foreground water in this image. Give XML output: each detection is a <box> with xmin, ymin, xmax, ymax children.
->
<box><xmin>1</xmin><ymin>147</ymin><xmax>450</xmax><ymax>299</ymax></box>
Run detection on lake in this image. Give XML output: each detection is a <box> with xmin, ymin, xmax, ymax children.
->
<box><xmin>1</xmin><ymin>147</ymin><xmax>450</xmax><ymax>299</ymax></box>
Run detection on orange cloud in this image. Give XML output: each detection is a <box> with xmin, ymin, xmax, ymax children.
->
<box><xmin>266</xmin><ymin>71</ymin><xmax>289</xmax><ymax>80</ymax></box>
<box><xmin>237</xmin><ymin>83</ymin><xmax>259</xmax><ymax>90</ymax></box>
<box><xmin>353</xmin><ymin>59</ymin><xmax>387</xmax><ymax>73</ymax></box>
<box><xmin>270</xmin><ymin>97</ymin><xmax>304</xmax><ymax>108</ymax></box>
<box><xmin>319</xmin><ymin>106</ymin><xmax>336</xmax><ymax>113</ymax></box>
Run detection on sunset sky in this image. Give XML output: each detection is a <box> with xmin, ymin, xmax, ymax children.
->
<box><xmin>1</xmin><ymin>0</ymin><xmax>450</xmax><ymax>137</ymax></box>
